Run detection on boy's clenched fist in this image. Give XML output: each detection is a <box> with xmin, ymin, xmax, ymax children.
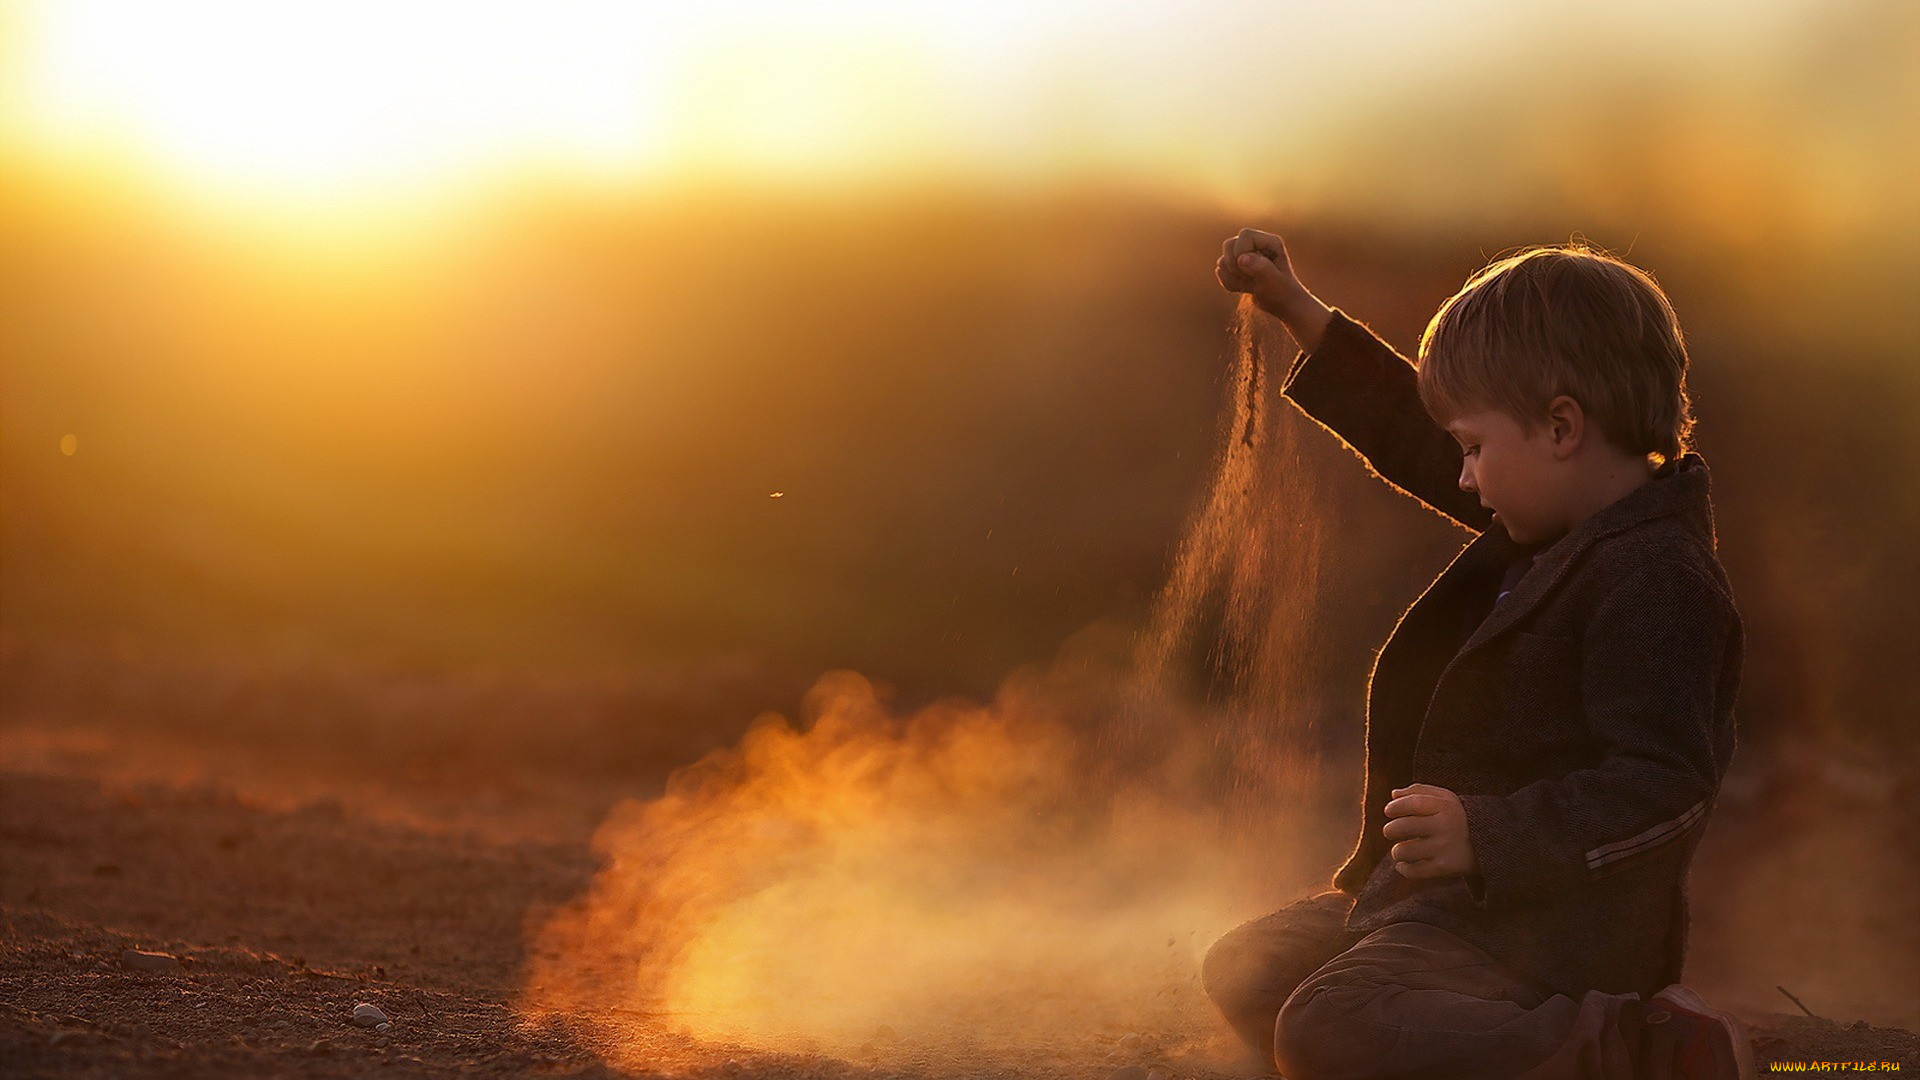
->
<box><xmin>1215</xmin><ymin>227</ymin><xmax>1300</xmax><ymax>308</ymax></box>
<box><xmin>1383</xmin><ymin>783</ymin><xmax>1478</xmax><ymax>881</ymax></box>
<box><xmin>1215</xmin><ymin>227</ymin><xmax>1335</xmax><ymax>351</ymax></box>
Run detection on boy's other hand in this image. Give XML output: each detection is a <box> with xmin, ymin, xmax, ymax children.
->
<box><xmin>1383</xmin><ymin>783</ymin><xmax>1478</xmax><ymax>880</ymax></box>
<box><xmin>1214</xmin><ymin>227</ymin><xmax>1333</xmax><ymax>351</ymax></box>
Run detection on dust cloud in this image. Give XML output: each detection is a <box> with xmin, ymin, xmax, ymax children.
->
<box><xmin>520</xmin><ymin>297</ymin><xmax>1337</xmax><ymax>1067</ymax></box>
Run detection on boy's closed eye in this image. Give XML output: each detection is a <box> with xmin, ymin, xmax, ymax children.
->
<box><xmin>1444</xmin><ymin>419</ymin><xmax>1482</xmax><ymax>453</ymax></box>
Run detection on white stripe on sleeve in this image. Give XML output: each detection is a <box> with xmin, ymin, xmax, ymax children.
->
<box><xmin>1585</xmin><ymin>800</ymin><xmax>1709</xmax><ymax>871</ymax></box>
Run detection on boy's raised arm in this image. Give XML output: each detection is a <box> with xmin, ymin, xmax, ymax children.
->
<box><xmin>1217</xmin><ymin>229</ymin><xmax>1492</xmax><ymax>533</ymax></box>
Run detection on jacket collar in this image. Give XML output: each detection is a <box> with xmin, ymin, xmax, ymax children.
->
<box><xmin>1456</xmin><ymin>453</ymin><xmax>1717</xmax><ymax>656</ymax></box>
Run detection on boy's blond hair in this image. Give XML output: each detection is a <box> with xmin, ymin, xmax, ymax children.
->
<box><xmin>1416</xmin><ymin>243</ymin><xmax>1693</xmax><ymax>463</ymax></box>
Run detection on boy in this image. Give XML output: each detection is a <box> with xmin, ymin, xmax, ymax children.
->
<box><xmin>1203</xmin><ymin>229</ymin><xmax>1750</xmax><ymax>1080</ymax></box>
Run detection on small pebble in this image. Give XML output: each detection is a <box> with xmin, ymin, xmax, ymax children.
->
<box><xmin>121</xmin><ymin>949</ymin><xmax>183</xmax><ymax>973</ymax></box>
<box><xmin>352</xmin><ymin>1003</ymin><xmax>388</xmax><ymax>1027</ymax></box>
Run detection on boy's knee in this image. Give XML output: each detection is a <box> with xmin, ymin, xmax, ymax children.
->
<box><xmin>1274</xmin><ymin>981</ymin><xmax>1367</xmax><ymax>1080</ymax></box>
<box><xmin>1200</xmin><ymin>927</ymin><xmax>1255</xmax><ymax>1008</ymax></box>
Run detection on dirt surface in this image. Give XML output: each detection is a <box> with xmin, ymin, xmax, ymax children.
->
<box><xmin>0</xmin><ymin>724</ymin><xmax>616</xmax><ymax>1078</ymax></box>
<box><xmin>2</xmin><ymin>718</ymin><xmax>1914</xmax><ymax>1078</ymax></box>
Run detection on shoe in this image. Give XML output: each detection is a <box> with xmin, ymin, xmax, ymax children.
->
<box><xmin>1633</xmin><ymin>984</ymin><xmax>1755</xmax><ymax>1079</ymax></box>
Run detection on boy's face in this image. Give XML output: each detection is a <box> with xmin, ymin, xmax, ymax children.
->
<box><xmin>1443</xmin><ymin>407</ymin><xmax>1566</xmax><ymax>545</ymax></box>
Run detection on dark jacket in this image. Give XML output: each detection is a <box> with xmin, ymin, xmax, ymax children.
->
<box><xmin>1280</xmin><ymin>309</ymin><xmax>1744</xmax><ymax>1000</ymax></box>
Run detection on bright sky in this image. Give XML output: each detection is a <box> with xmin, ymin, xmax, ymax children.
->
<box><xmin>0</xmin><ymin>0</ymin><xmax>1825</xmax><ymax>212</ymax></box>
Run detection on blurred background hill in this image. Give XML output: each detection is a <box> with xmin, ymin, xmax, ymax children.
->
<box><xmin>2</xmin><ymin>0</ymin><xmax>1915</xmax><ymax>782</ymax></box>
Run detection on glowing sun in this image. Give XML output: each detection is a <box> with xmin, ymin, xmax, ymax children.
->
<box><xmin>8</xmin><ymin>0</ymin><xmax>678</xmax><ymax>199</ymax></box>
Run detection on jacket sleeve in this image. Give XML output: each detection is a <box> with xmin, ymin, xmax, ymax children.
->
<box><xmin>1457</xmin><ymin>559</ymin><xmax>1738</xmax><ymax>909</ymax></box>
<box><xmin>1280</xmin><ymin>309</ymin><xmax>1492</xmax><ymax>532</ymax></box>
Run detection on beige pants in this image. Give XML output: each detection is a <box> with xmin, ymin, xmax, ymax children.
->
<box><xmin>1203</xmin><ymin>892</ymin><xmax>1641</xmax><ymax>1079</ymax></box>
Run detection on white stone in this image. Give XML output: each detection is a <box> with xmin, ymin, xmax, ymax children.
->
<box><xmin>121</xmin><ymin>949</ymin><xmax>182</xmax><ymax>973</ymax></box>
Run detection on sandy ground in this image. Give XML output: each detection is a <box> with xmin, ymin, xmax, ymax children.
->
<box><xmin>2</xmin><ymin>717</ymin><xmax>1915</xmax><ymax>1078</ymax></box>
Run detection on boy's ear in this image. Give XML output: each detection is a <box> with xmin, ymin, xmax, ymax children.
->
<box><xmin>1545</xmin><ymin>395</ymin><xmax>1584</xmax><ymax>457</ymax></box>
